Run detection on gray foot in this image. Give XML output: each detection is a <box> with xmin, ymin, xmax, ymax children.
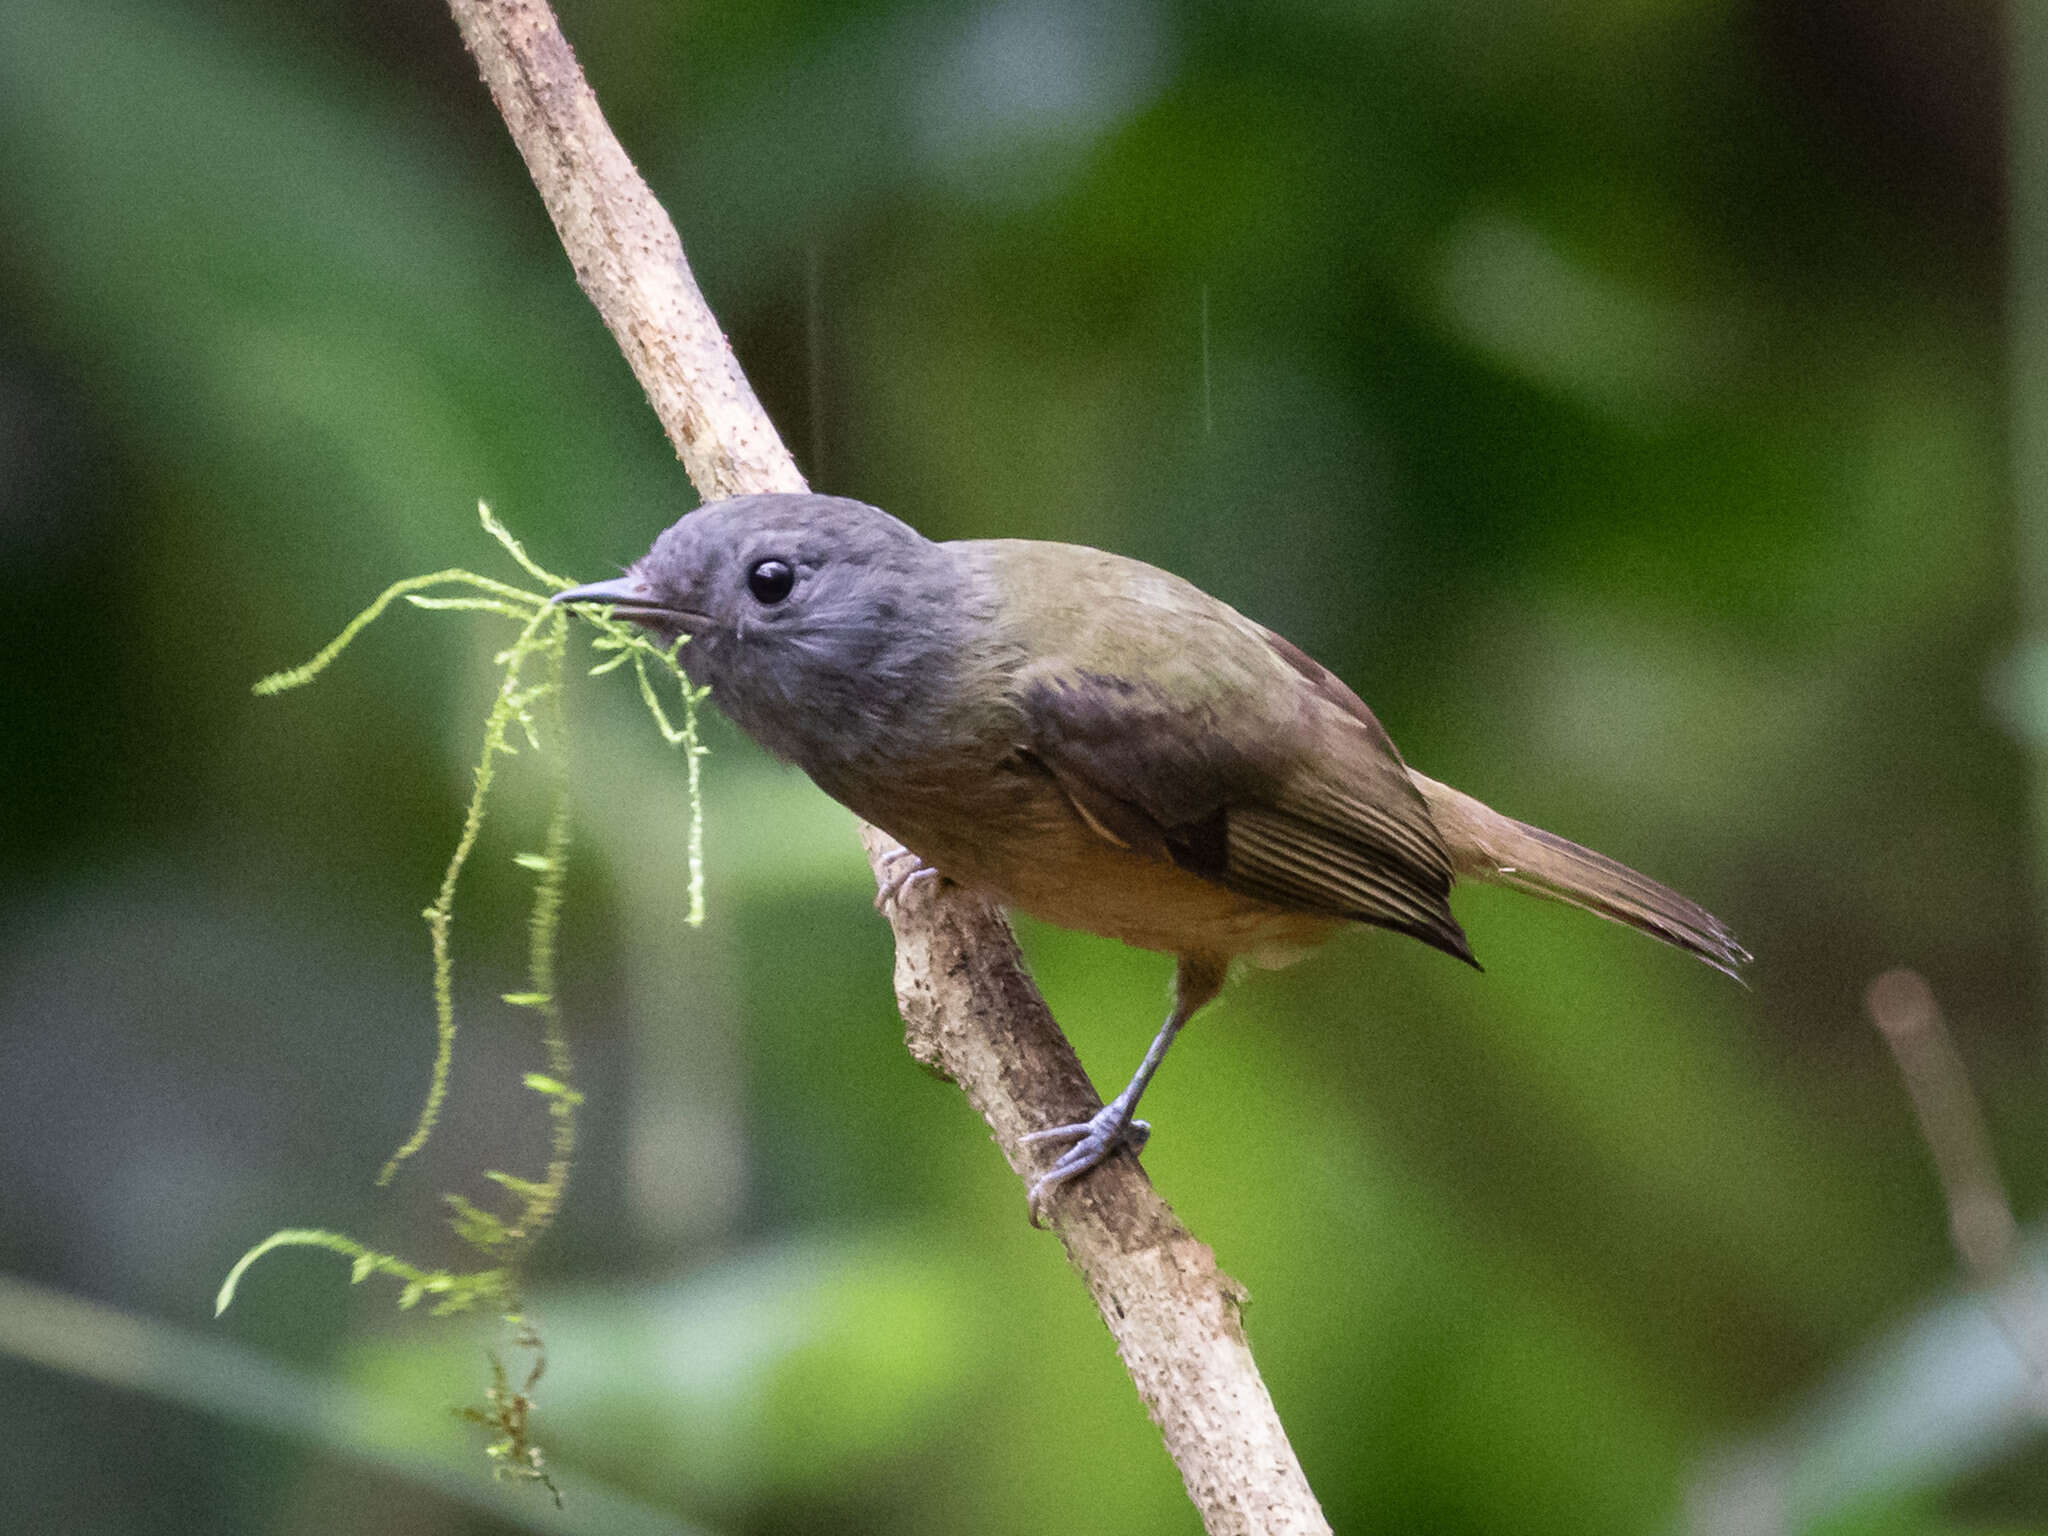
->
<box><xmin>873</xmin><ymin>843</ymin><xmax>939</xmax><ymax>912</ymax></box>
<box><xmin>1023</xmin><ymin>1101</ymin><xmax>1153</xmax><ymax>1216</ymax></box>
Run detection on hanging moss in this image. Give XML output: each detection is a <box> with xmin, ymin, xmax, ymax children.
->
<box><xmin>217</xmin><ymin>502</ymin><xmax>710</xmax><ymax>1496</ymax></box>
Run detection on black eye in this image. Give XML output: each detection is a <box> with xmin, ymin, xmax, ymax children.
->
<box><xmin>746</xmin><ymin>559</ymin><xmax>795</xmax><ymax>605</ymax></box>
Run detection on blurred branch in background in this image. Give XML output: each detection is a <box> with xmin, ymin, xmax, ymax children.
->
<box><xmin>440</xmin><ymin>0</ymin><xmax>1326</xmax><ymax>1527</ymax></box>
<box><xmin>1688</xmin><ymin>973</ymin><xmax>2048</xmax><ymax>1535</ymax></box>
<box><xmin>1866</xmin><ymin>970</ymin><xmax>2048</xmax><ymax>1397</ymax></box>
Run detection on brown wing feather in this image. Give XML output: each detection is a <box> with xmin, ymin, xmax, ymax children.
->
<box><xmin>1015</xmin><ymin>659</ymin><xmax>1475</xmax><ymax>967</ymax></box>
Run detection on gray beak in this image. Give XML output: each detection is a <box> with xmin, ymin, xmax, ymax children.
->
<box><xmin>551</xmin><ymin>574</ymin><xmax>651</xmax><ymax>608</ymax></box>
<box><xmin>551</xmin><ymin>575</ymin><xmax>706</xmax><ymax>630</ymax></box>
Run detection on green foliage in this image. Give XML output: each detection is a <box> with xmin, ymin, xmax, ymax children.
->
<box><xmin>2</xmin><ymin>0</ymin><xmax>2031</xmax><ymax>1529</ymax></box>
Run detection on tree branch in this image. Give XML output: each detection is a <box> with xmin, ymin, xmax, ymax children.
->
<box><xmin>1867</xmin><ymin>969</ymin><xmax>2048</xmax><ymax>1394</ymax></box>
<box><xmin>443</xmin><ymin>3</ymin><xmax>1330</xmax><ymax>1528</ymax></box>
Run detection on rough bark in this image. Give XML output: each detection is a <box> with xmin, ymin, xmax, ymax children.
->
<box><xmin>444</xmin><ymin>3</ymin><xmax>1331</xmax><ymax>1529</ymax></box>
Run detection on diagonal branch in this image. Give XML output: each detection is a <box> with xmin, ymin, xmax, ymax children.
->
<box><xmin>442</xmin><ymin>3</ymin><xmax>1330</xmax><ymax>1529</ymax></box>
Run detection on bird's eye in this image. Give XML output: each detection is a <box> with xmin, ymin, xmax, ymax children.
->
<box><xmin>746</xmin><ymin>559</ymin><xmax>796</xmax><ymax>605</ymax></box>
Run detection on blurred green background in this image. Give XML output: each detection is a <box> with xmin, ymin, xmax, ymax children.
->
<box><xmin>0</xmin><ymin>0</ymin><xmax>2035</xmax><ymax>1531</ymax></box>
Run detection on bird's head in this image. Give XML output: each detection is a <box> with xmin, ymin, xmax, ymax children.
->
<box><xmin>552</xmin><ymin>493</ymin><xmax>970</xmax><ymax>772</ymax></box>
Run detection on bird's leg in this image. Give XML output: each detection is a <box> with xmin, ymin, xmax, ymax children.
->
<box><xmin>873</xmin><ymin>841</ymin><xmax>939</xmax><ymax>912</ymax></box>
<box><xmin>1024</xmin><ymin>955</ymin><xmax>1227</xmax><ymax>1218</ymax></box>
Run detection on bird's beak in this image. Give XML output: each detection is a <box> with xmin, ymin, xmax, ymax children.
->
<box><xmin>550</xmin><ymin>575</ymin><xmax>708</xmax><ymax>631</ymax></box>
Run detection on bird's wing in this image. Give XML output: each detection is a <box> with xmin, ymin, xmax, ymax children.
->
<box><xmin>1011</xmin><ymin>627</ymin><xmax>1473</xmax><ymax>966</ymax></box>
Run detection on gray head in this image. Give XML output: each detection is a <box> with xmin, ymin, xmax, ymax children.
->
<box><xmin>553</xmin><ymin>493</ymin><xmax>972</xmax><ymax>778</ymax></box>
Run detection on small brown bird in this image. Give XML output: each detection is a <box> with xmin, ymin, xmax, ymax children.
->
<box><xmin>556</xmin><ymin>494</ymin><xmax>1747</xmax><ymax>1207</ymax></box>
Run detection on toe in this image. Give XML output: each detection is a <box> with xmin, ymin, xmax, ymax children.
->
<box><xmin>873</xmin><ymin>850</ymin><xmax>940</xmax><ymax>912</ymax></box>
<box><xmin>1020</xmin><ymin>1120</ymin><xmax>1091</xmax><ymax>1147</ymax></box>
<box><xmin>1022</xmin><ymin>1102</ymin><xmax>1148</xmax><ymax>1218</ymax></box>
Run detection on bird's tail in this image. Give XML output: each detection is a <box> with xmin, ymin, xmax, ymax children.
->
<box><xmin>1410</xmin><ymin>774</ymin><xmax>1749</xmax><ymax>980</ymax></box>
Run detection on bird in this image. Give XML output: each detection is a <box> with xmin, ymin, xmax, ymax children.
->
<box><xmin>554</xmin><ymin>492</ymin><xmax>1747</xmax><ymax>1210</ymax></box>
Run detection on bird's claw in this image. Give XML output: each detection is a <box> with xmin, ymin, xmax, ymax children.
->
<box><xmin>873</xmin><ymin>843</ymin><xmax>939</xmax><ymax>912</ymax></box>
<box><xmin>1023</xmin><ymin>1103</ymin><xmax>1151</xmax><ymax>1220</ymax></box>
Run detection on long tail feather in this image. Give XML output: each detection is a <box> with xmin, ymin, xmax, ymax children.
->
<box><xmin>1410</xmin><ymin>774</ymin><xmax>1750</xmax><ymax>980</ymax></box>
